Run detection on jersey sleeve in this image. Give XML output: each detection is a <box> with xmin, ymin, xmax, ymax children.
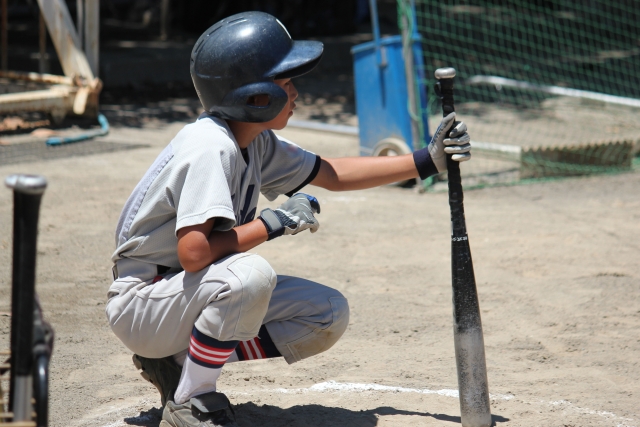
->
<box><xmin>259</xmin><ymin>131</ymin><xmax>321</xmax><ymax>201</ymax></box>
<box><xmin>173</xmin><ymin>134</ymin><xmax>237</xmax><ymax>234</ymax></box>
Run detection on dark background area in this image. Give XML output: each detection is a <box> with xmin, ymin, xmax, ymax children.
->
<box><xmin>0</xmin><ymin>0</ymin><xmax>399</xmax><ymax>127</ymax></box>
<box><xmin>3</xmin><ymin>0</ymin><xmax>399</xmax><ymax>79</ymax></box>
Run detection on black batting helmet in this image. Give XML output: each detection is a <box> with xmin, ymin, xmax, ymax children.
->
<box><xmin>190</xmin><ymin>12</ymin><xmax>324</xmax><ymax>123</ymax></box>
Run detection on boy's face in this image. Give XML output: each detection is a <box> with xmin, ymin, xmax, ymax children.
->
<box><xmin>249</xmin><ymin>78</ymin><xmax>298</xmax><ymax>130</ymax></box>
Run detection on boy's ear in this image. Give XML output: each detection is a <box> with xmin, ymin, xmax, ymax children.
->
<box><xmin>218</xmin><ymin>82</ymin><xmax>288</xmax><ymax>122</ymax></box>
<box><xmin>247</xmin><ymin>94</ymin><xmax>270</xmax><ymax>107</ymax></box>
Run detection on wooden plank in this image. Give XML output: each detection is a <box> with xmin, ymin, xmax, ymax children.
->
<box><xmin>36</xmin><ymin>0</ymin><xmax>94</xmax><ymax>80</ymax></box>
<box><xmin>84</xmin><ymin>0</ymin><xmax>99</xmax><ymax>77</ymax></box>
<box><xmin>0</xmin><ymin>423</ymin><xmax>36</xmax><ymax>427</ymax></box>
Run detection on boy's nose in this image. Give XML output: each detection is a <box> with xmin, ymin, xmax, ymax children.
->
<box><xmin>290</xmin><ymin>82</ymin><xmax>299</xmax><ymax>101</ymax></box>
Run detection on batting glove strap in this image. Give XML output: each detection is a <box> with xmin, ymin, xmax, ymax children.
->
<box><xmin>259</xmin><ymin>208</ymin><xmax>297</xmax><ymax>241</ymax></box>
<box><xmin>413</xmin><ymin>147</ymin><xmax>439</xmax><ymax>180</ymax></box>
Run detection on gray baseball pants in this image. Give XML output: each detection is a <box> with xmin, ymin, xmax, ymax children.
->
<box><xmin>105</xmin><ymin>253</ymin><xmax>349</xmax><ymax>364</ymax></box>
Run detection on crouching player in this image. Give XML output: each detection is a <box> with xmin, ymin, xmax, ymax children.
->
<box><xmin>106</xmin><ymin>11</ymin><xmax>471</xmax><ymax>427</ymax></box>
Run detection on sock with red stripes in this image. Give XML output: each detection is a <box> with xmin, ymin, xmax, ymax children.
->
<box><xmin>235</xmin><ymin>325</ymin><xmax>282</xmax><ymax>361</ymax></box>
<box><xmin>173</xmin><ymin>327</ymin><xmax>238</xmax><ymax>404</ymax></box>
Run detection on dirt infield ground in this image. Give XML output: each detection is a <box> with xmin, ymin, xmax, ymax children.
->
<box><xmin>0</xmin><ymin>122</ymin><xmax>638</xmax><ymax>427</ymax></box>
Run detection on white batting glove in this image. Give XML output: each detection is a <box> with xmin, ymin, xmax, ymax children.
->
<box><xmin>259</xmin><ymin>193</ymin><xmax>320</xmax><ymax>240</ymax></box>
<box><xmin>432</xmin><ymin>112</ymin><xmax>471</xmax><ymax>170</ymax></box>
<box><xmin>413</xmin><ymin>112</ymin><xmax>471</xmax><ymax>178</ymax></box>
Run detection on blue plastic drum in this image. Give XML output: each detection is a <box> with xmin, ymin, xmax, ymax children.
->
<box><xmin>351</xmin><ymin>35</ymin><xmax>429</xmax><ymax>158</ymax></box>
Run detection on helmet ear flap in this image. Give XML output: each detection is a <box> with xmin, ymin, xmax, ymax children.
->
<box><xmin>219</xmin><ymin>82</ymin><xmax>288</xmax><ymax>122</ymax></box>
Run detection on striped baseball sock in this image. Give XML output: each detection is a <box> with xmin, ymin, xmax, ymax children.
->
<box><xmin>171</xmin><ymin>326</ymin><xmax>283</xmax><ymax>366</ymax></box>
<box><xmin>234</xmin><ymin>325</ymin><xmax>282</xmax><ymax>362</ymax></box>
<box><xmin>173</xmin><ymin>327</ymin><xmax>238</xmax><ymax>404</ymax></box>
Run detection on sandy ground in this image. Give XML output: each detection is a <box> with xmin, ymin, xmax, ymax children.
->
<box><xmin>0</xmin><ymin>121</ymin><xmax>638</xmax><ymax>427</ymax></box>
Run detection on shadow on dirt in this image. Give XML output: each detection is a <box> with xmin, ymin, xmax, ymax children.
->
<box><xmin>122</xmin><ymin>407</ymin><xmax>162</xmax><ymax>426</ymax></box>
<box><xmin>236</xmin><ymin>402</ymin><xmax>510</xmax><ymax>426</ymax></box>
<box><xmin>120</xmin><ymin>403</ymin><xmax>510</xmax><ymax>427</ymax></box>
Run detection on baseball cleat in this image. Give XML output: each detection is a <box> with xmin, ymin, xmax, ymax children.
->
<box><xmin>161</xmin><ymin>390</ymin><xmax>238</xmax><ymax>427</ymax></box>
<box><xmin>132</xmin><ymin>354</ymin><xmax>182</xmax><ymax>407</ymax></box>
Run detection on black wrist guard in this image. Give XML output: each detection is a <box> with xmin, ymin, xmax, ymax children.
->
<box><xmin>259</xmin><ymin>208</ymin><xmax>296</xmax><ymax>240</ymax></box>
<box><xmin>413</xmin><ymin>146</ymin><xmax>439</xmax><ymax>180</ymax></box>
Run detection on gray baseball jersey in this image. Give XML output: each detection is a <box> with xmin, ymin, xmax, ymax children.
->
<box><xmin>112</xmin><ymin>114</ymin><xmax>320</xmax><ymax>268</ymax></box>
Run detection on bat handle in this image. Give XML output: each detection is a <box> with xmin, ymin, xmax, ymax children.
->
<box><xmin>5</xmin><ymin>174</ymin><xmax>47</xmax><ymax>422</ymax></box>
<box><xmin>434</xmin><ymin>68</ymin><xmax>466</xmax><ymax>238</ymax></box>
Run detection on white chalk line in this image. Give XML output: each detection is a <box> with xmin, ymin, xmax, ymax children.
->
<box><xmin>252</xmin><ymin>380</ymin><xmax>513</xmax><ymax>400</ymax></box>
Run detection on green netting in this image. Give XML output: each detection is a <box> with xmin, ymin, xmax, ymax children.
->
<box><xmin>398</xmin><ymin>0</ymin><xmax>640</xmax><ymax>188</ymax></box>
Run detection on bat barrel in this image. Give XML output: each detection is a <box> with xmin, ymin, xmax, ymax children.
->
<box><xmin>451</xmin><ymin>237</ymin><xmax>491</xmax><ymax>427</ymax></box>
<box><xmin>6</xmin><ymin>174</ymin><xmax>47</xmax><ymax>422</ymax></box>
<box><xmin>454</xmin><ymin>326</ymin><xmax>492</xmax><ymax>426</ymax></box>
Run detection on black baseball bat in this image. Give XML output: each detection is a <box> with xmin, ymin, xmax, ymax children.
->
<box><xmin>6</xmin><ymin>174</ymin><xmax>47</xmax><ymax>422</ymax></box>
<box><xmin>434</xmin><ymin>68</ymin><xmax>492</xmax><ymax>427</ymax></box>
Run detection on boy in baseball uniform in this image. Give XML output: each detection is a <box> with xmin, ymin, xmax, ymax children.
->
<box><xmin>106</xmin><ymin>11</ymin><xmax>471</xmax><ymax>427</ymax></box>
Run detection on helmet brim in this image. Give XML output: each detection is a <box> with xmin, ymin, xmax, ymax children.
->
<box><xmin>270</xmin><ymin>40</ymin><xmax>324</xmax><ymax>80</ymax></box>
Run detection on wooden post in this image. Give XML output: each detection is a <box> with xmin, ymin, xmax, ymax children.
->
<box><xmin>399</xmin><ymin>0</ymin><xmax>424</xmax><ymax>189</ymax></box>
<box><xmin>160</xmin><ymin>0</ymin><xmax>170</xmax><ymax>40</ymax></box>
<box><xmin>39</xmin><ymin>10</ymin><xmax>48</xmax><ymax>73</ymax></box>
<box><xmin>76</xmin><ymin>0</ymin><xmax>84</xmax><ymax>48</ymax></box>
<box><xmin>37</xmin><ymin>0</ymin><xmax>94</xmax><ymax>80</ymax></box>
<box><xmin>84</xmin><ymin>0</ymin><xmax>99</xmax><ymax>77</ymax></box>
<box><xmin>1</xmin><ymin>0</ymin><xmax>7</xmax><ymax>71</ymax></box>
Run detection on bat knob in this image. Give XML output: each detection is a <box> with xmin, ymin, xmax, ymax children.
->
<box><xmin>435</xmin><ymin>67</ymin><xmax>456</xmax><ymax>80</ymax></box>
<box><xmin>5</xmin><ymin>174</ymin><xmax>48</xmax><ymax>195</ymax></box>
